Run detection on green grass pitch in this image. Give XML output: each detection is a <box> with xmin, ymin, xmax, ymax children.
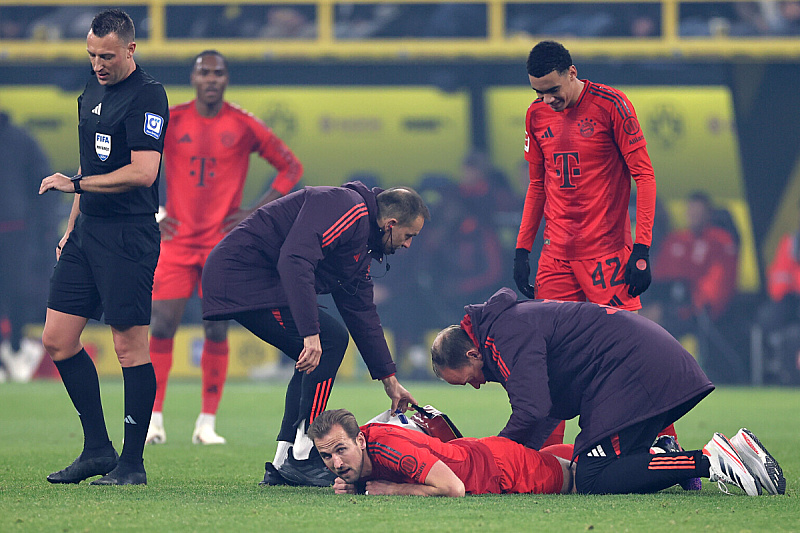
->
<box><xmin>1</xmin><ymin>380</ymin><xmax>798</xmax><ymax>532</ymax></box>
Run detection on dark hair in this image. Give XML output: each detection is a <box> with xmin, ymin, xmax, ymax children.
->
<box><xmin>308</xmin><ymin>409</ymin><xmax>361</xmax><ymax>442</ymax></box>
<box><xmin>91</xmin><ymin>9</ymin><xmax>135</xmax><ymax>44</ymax></box>
<box><xmin>688</xmin><ymin>190</ymin><xmax>712</xmax><ymax>209</ymax></box>
<box><xmin>431</xmin><ymin>325</ymin><xmax>475</xmax><ymax>378</ymax></box>
<box><xmin>526</xmin><ymin>40</ymin><xmax>572</xmax><ymax>78</ymax></box>
<box><xmin>376</xmin><ymin>186</ymin><xmax>430</xmax><ymax>226</ymax></box>
<box><xmin>192</xmin><ymin>49</ymin><xmax>229</xmax><ymax>71</ymax></box>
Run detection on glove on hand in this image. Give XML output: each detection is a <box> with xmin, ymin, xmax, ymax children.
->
<box><xmin>624</xmin><ymin>243</ymin><xmax>651</xmax><ymax>297</ymax></box>
<box><xmin>513</xmin><ymin>248</ymin><xmax>537</xmax><ymax>299</ymax></box>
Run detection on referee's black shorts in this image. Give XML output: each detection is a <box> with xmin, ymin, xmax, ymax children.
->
<box><xmin>48</xmin><ymin>213</ymin><xmax>160</xmax><ymax>327</ymax></box>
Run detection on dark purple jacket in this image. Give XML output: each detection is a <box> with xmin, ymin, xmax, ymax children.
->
<box><xmin>201</xmin><ymin>181</ymin><xmax>395</xmax><ymax>379</ymax></box>
<box><xmin>465</xmin><ymin>288</ymin><xmax>714</xmax><ymax>456</ymax></box>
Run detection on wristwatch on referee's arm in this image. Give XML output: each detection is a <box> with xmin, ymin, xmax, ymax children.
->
<box><xmin>70</xmin><ymin>174</ymin><xmax>83</xmax><ymax>194</ymax></box>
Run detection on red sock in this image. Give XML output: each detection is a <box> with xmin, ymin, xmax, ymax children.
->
<box><xmin>201</xmin><ymin>339</ymin><xmax>229</xmax><ymax>415</ymax></box>
<box><xmin>658</xmin><ymin>423</ymin><xmax>678</xmax><ymax>441</ymax></box>
<box><xmin>150</xmin><ymin>336</ymin><xmax>174</xmax><ymax>412</ymax></box>
<box><xmin>542</xmin><ymin>420</ymin><xmax>566</xmax><ymax>447</ymax></box>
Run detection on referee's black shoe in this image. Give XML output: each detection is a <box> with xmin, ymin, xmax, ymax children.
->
<box><xmin>47</xmin><ymin>448</ymin><xmax>119</xmax><ymax>484</ymax></box>
<box><xmin>259</xmin><ymin>461</ymin><xmax>291</xmax><ymax>486</ymax></box>
<box><xmin>277</xmin><ymin>447</ymin><xmax>337</xmax><ymax>487</ymax></box>
<box><xmin>90</xmin><ymin>461</ymin><xmax>147</xmax><ymax>485</ymax></box>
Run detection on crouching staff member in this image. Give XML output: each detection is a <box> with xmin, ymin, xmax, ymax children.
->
<box><xmin>201</xmin><ymin>182</ymin><xmax>428</xmax><ymax>486</ymax></box>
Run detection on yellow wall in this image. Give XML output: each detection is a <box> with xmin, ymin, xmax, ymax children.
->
<box><xmin>0</xmin><ymin>85</ymin><xmax>471</xmax><ymax>197</ymax></box>
<box><xmin>65</xmin><ymin>324</ymin><xmax>391</xmax><ymax>379</ymax></box>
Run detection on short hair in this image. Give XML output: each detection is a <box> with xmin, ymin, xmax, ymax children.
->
<box><xmin>688</xmin><ymin>190</ymin><xmax>712</xmax><ymax>209</ymax></box>
<box><xmin>526</xmin><ymin>40</ymin><xmax>572</xmax><ymax>78</ymax></box>
<box><xmin>308</xmin><ymin>409</ymin><xmax>361</xmax><ymax>442</ymax></box>
<box><xmin>91</xmin><ymin>9</ymin><xmax>135</xmax><ymax>44</ymax></box>
<box><xmin>376</xmin><ymin>187</ymin><xmax>430</xmax><ymax>226</ymax></box>
<box><xmin>431</xmin><ymin>325</ymin><xmax>475</xmax><ymax>378</ymax></box>
<box><xmin>192</xmin><ymin>49</ymin><xmax>229</xmax><ymax>72</ymax></box>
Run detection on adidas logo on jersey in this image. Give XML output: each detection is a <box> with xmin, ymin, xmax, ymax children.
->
<box><xmin>587</xmin><ymin>444</ymin><xmax>606</xmax><ymax>457</ymax></box>
<box><xmin>607</xmin><ymin>295</ymin><xmax>623</xmax><ymax>307</ymax></box>
<box><xmin>92</xmin><ymin>103</ymin><xmax>102</xmax><ymax>115</ymax></box>
<box><xmin>124</xmin><ymin>415</ymin><xmax>137</xmax><ymax>425</ymax></box>
<box><xmin>178</xmin><ymin>134</ymin><xmax>192</xmax><ymax>143</ymax></box>
<box><xmin>540</xmin><ymin>126</ymin><xmax>554</xmax><ymax>139</ymax></box>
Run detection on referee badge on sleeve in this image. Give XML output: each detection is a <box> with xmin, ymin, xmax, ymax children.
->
<box><xmin>144</xmin><ymin>112</ymin><xmax>164</xmax><ymax>139</ymax></box>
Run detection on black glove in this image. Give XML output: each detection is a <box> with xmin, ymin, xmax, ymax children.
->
<box><xmin>624</xmin><ymin>243</ymin><xmax>651</xmax><ymax>297</ymax></box>
<box><xmin>513</xmin><ymin>248</ymin><xmax>536</xmax><ymax>299</ymax></box>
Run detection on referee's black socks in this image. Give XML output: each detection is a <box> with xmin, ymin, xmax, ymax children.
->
<box><xmin>54</xmin><ymin>348</ymin><xmax>113</xmax><ymax>453</ymax></box>
<box><xmin>120</xmin><ymin>362</ymin><xmax>156</xmax><ymax>466</ymax></box>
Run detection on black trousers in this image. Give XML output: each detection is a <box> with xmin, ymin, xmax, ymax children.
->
<box><xmin>233</xmin><ymin>307</ymin><xmax>350</xmax><ymax>442</ymax></box>
<box><xmin>575</xmin><ymin>405</ymin><xmax>709</xmax><ymax>494</ymax></box>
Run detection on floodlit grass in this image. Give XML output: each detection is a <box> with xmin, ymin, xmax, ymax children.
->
<box><xmin>1</xmin><ymin>380</ymin><xmax>797</xmax><ymax>532</ymax></box>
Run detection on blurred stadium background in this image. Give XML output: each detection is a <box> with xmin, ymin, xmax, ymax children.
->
<box><xmin>3</xmin><ymin>0</ymin><xmax>800</xmax><ymax>387</ymax></box>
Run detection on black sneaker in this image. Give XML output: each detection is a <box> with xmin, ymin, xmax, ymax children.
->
<box><xmin>651</xmin><ymin>435</ymin><xmax>702</xmax><ymax>491</ymax></box>
<box><xmin>90</xmin><ymin>461</ymin><xmax>147</xmax><ymax>485</ymax></box>
<box><xmin>277</xmin><ymin>447</ymin><xmax>336</xmax><ymax>487</ymax></box>
<box><xmin>651</xmin><ymin>434</ymin><xmax>682</xmax><ymax>453</ymax></box>
<box><xmin>260</xmin><ymin>462</ymin><xmax>291</xmax><ymax>486</ymax></box>
<box><xmin>47</xmin><ymin>449</ymin><xmax>119</xmax><ymax>484</ymax></box>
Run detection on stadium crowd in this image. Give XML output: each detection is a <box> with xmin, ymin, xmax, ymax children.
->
<box><xmin>3</xmin><ymin>2</ymin><xmax>800</xmax><ymax>40</ymax></box>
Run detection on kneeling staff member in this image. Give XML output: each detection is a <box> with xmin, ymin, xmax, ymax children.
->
<box><xmin>431</xmin><ymin>287</ymin><xmax>786</xmax><ymax>496</ymax></box>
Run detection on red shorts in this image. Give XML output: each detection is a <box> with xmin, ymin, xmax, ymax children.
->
<box><xmin>481</xmin><ymin>436</ymin><xmax>564</xmax><ymax>494</ymax></box>
<box><xmin>152</xmin><ymin>242</ymin><xmax>213</xmax><ymax>301</ymax></box>
<box><xmin>535</xmin><ymin>246</ymin><xmax>641</xmax><ymax>311</ymax></box>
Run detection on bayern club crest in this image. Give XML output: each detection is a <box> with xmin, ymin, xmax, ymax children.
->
<box><xmin>95</xmin><ymin>133</ymin><xmax>111</xmax><ymax>161</ymax></box>
<box><xmin>579</xmin><ymin>118</ymin><xmax>595</xmax><ymax>138</ymax></box>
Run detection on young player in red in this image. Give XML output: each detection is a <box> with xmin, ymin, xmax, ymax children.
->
<box><xmin>309</xmin><ymin>409</ymin><xmax>575</xmax><ymax>496</ymax></box>
<box><xmin>509</xmin><ymin>41</ymin><xmax>686</xmax><ymax>472</ymax></box>
<box><xmin>514</xmin><ymin>40</ymin><xmax>656</xmax><ymax>309</ymax></box>
<box><xmin>147</xmin><ymin>50</ymin><xmax>303</xmax><ymax>445</ymax></box>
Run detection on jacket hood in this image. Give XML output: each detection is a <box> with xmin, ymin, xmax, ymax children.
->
<box><xmin>464</xmin><ymin>287</ymin><xmax>519</xmax><ymax>346</ymax></box>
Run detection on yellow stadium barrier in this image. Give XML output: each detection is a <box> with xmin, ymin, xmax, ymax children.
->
<box><xmin>25</xmin><ymin>323</ymin><xmax>388</xmax><ymax>380</ymax></box>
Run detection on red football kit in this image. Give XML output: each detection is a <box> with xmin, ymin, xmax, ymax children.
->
<box><xmin>361</xmin><ymin>424</ymin><xmax>566</xmax><ymax>495</ymax></box>
<box><xmin>654</xmin><ymin>226</ymin><xmax>738</xmax><ymax>319</ymax></box>
<box><xmin>153</xmin><ymin>100</ymin><xmax>303</xmax><ymax>300</ymax></box>
<box><xmin>517</xmin><ymin>80</ymin><xmax>657</xmax><ymax>310</ymax></box>
<box><xmin>767</xmin><ymin>233</ymin><xmax>800</xmax><ymax>302</ymax></box>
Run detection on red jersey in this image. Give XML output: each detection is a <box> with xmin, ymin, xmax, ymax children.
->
<box><xmin>654</xmin><ymin>226</ymin><xmax>738</xmax><ymax>318</ymax></box>
<box><xmin>361</xmin><ymin>424</ymin><xmax>563</xmax><ymax>495</ymax></box>
<box><xmin>767</xmin><ymin>234</ymin><xmax>800</xmax><ymax>302</ymax></box>
<box><xmin>163</xmin><ymin>100</ymin><xmax>303</xmax><ymax>248</ymax></box>
<box><xmin>517</xmin><ymin>80</ymin><xmax>656</xmax><ymax>260</ymax></box>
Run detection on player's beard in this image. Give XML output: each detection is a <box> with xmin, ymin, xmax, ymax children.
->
<box><xmin>338</xmin><ymin>451</ymin><xmax>366</xmax><ymax>483</ymax></box>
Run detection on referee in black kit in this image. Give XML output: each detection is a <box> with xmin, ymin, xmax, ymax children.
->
<box><xmin>38</xmin><ymin>9</ymin><xmax>168</xmax><ymax>486</ymax></box>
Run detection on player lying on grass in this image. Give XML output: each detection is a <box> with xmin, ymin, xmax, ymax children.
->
<box><xmin>431</xmin><ymin>287</ymin><xmax>786</xmax><ymax>496</ymax></box>
<box><xmin>308</xmin><ymin>408</ymin><xmax>575</xmax><ymax>496</ymax></box>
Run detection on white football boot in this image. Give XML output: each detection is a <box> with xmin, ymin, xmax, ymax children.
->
<box><xmin>730</xmin><ymin>428</ymin><xmax>786</xmax><ymax>495</ymax></box>
<box><xmin>192</xmin><ymin>413</ymin><xmax>226</xmax><ymax>445</ymax></box>
<box><xmin>145</xmin><ymin>411</ymin><xmax>166</xmax><ymax>445</ymax></box>
<box><xmin>703</xmin><ymin>432</ymin><xmax>761</xmax><ymax>495</ymax></box>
